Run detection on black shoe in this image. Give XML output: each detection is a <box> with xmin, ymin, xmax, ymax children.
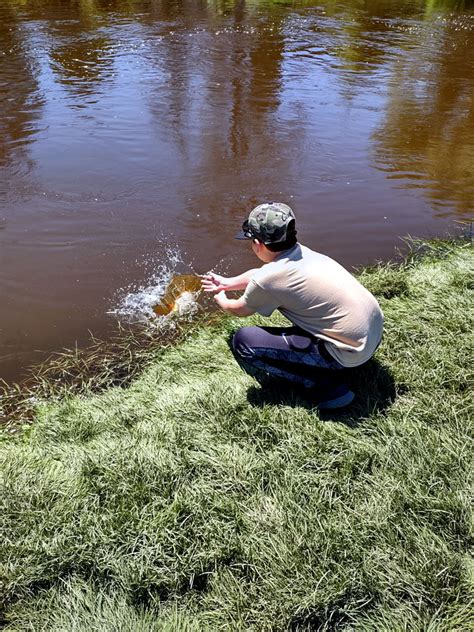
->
<box><xmin>309</xmin><ymin>384</ymin><xmax>355</xmax><ymax>410</ymax></box>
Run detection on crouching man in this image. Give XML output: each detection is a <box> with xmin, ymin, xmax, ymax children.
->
<box><xmin>201</xmin><ymin>203</ymin><xmax>383</xmax><ymax>409</ymax></box>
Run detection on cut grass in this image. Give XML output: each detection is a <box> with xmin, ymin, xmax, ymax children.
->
<box><xmin>0</xmin><ymin>239</ymin><xmax>472</xmax><ymax>631</ymax></box>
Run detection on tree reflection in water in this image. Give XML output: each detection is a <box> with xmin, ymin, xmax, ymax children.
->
<box><xmin>0</xmin><ymin>4</ymin><xmax>44</xmax><ymax>179</ymax></box>
<box><xmin>372</xmin><ymin>9</ymin><xmax>474</xmax><ymax>216</ymax></box>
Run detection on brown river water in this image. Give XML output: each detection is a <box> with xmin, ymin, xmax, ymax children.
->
<box><xmin>1</xmin><ymin>0</ymin><xmax>473</xmax><ymax>383</ymax></box>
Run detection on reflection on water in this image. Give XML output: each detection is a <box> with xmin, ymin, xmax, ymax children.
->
<box><xmin>372</xmin><ymin>11</ymin><xmax>474</xmax><ymax>215</ymax></box>
<box><xmin>0</xmin><ymin>4</ymin><xmax>44</xmax><ymax>181</ymax></box>
<box><xmin>50</xmin><ymin>34</ymin><xmax>114</xmax><ymax>97</ymax></box>
<box><xmin>0</xmin><ymin>0</ymin><xmax>473</xmax><ymax>382</ymax></box>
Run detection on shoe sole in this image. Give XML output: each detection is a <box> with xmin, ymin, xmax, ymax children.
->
<box><xmin>318</xmin><ymin>390</ymin><xmax>355</xmax><ymax>410</ymax></box>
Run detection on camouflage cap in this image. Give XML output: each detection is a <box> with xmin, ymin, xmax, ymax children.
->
<box><xmin>235</xmin><ymin>202</ymin><xmax>296</xmax><ymax>245</ymax></box>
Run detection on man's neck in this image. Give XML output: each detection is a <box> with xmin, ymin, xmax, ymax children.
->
<box><xmin>263</xmin><ymin>243</ymin><xmax>298</xmax><ymax>263</ymax></box>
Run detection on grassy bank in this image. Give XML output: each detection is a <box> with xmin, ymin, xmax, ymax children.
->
<box><xmin>1</xmin><ymin>240</ymin><xmax>472</xmax><ymax>631</ymax></box>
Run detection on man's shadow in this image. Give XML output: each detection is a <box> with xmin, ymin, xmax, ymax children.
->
<box><xmin>227</xmin><ymin>336</ymin><xmax>396</xmax><ymax>427</ymax></box>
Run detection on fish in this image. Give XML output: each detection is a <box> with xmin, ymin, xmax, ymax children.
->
<box><xmin>152</xmin><ymin>274</ymin><xmax>202</xmax><ymax>316</ymax></box>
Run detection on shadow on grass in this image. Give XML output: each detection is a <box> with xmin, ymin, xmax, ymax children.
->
<box><xmin>246</xmin><ymin>359</ymin><xmax>396</xmax><ymax>427</ymax></box>
<box><xmin>227</xmin><ymin>334</ymin><xmax>396</xmax><ymax>427</ymax></box>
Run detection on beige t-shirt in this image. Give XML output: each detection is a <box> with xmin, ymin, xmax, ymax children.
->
<box><xmin>242</xmin><ymin>244</ymin><xmax>384</xmax><ymax>367</ymax></box>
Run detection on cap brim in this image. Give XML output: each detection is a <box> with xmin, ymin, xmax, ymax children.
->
<box><xmin>234</xmin><ymin>230</ymin><xmax>252</xmax><ymax>240</ymax></box>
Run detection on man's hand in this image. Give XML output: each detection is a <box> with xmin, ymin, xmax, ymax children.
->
<box><xmin>200</xmin><ymin>272</ymin><xmax>229</xmax><ymax>294</ymax></box>
<box><xmin>201</xmin><ymin>268</ymin><xmax>258</xmax><ymax>293</ymax></box>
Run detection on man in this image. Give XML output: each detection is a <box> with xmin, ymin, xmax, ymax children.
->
<box><xmin>201</xmin><ymin>202</ymin><xmax>384</xmax><ymax>409</ymax></box>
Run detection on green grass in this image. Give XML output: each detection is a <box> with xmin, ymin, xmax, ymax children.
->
<box><xmin>1</xmin><ymin>240</ymin><xmax>473</xmax><ymax>631</ymax></box>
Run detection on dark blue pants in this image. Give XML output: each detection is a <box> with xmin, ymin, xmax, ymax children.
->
<box><xmin>232</xmin><ymin>326</ymin><xmax>345</xmax><ymax>390</ymax></box>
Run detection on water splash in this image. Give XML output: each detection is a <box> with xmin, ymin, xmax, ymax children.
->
<box><xmin>109</xmin><ymin>246</ymin><xmax>199</xmax><ymax>324</ymax></box>
<box><xmin>109</xmin><ymin>246</ymin><xmax>236</xmax><ymax>326</ymax></box>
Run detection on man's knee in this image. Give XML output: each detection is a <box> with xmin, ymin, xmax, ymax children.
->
<box><xmin>232</xmin><ymin>326</ymin><xmax>260</xmax><ymax>360</ymax></box>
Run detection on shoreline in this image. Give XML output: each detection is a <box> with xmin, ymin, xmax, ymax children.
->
<box><xmin>0</xmin><ymin>234</ymin><xmax>471</xmax><ymax>433</ymax></box>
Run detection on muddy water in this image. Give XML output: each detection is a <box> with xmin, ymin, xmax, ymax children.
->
<box><xmin>1</xmin><ymin>0</ymin><xmax>473</xmax><ymax>383</ymax></box>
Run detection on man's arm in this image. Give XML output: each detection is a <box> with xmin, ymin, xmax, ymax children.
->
<box><xmin>213</xmin><ymin>291</ymin><xmax>255</xmax><ymax>317</ymax></box>
<box><xmin>200</xmin><ymin>269</ymin><xmax>258</xmax><ymax>293</ymax></box>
